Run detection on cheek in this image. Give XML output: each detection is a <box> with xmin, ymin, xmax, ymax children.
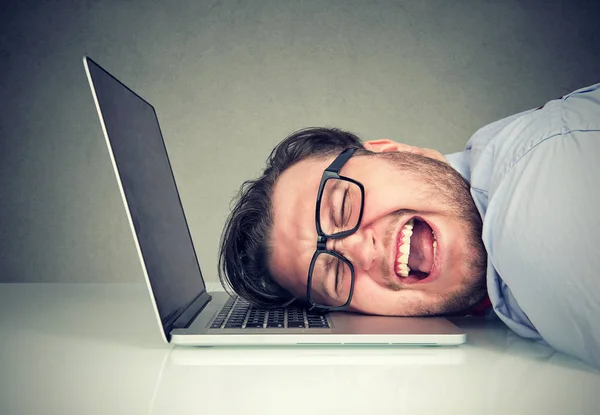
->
<box><xmin>361</xmin><ymin>187</ymin><xmax>404</xmax><ymax>223</ymax></box>
<box><xmin>349</xmin><ymin>277</ymin><xmax>396</xmax><ymax>313</ymax></box>
<box><xmin>361</xmin><ymin>177</ymin><xmax>426</xmax><ymax>218</ymax></box>
<box><xmin>349</xmin><ymin>274</ymin><xmax>442</xmax><ymax>315</ymax></box>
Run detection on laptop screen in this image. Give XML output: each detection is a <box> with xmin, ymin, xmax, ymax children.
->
<box><xmin>84</xmin><ymin>58</ymin><xmax>206</xmax><ymax>336</ymax></box>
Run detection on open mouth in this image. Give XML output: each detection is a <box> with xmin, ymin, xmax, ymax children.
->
<box><xmin>394</xmin><ymin>217</ymin><xmax>437</xmax><ymax>283</ymax></box>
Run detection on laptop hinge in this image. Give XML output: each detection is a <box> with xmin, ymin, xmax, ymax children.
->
<box><xmin>171</xmin><ymin>291</ymin><xmax>212</xmax><ymax>330</ymax></box>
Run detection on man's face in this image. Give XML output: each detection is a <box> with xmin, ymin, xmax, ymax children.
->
<box><xmin>269</xmin><ymin>142</ymin><xmax>487</xmax><ymax>316</ymax></box>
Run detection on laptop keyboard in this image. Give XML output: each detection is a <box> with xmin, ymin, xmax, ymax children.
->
<box><xmin>210</xmin><ymin>296</ymin><xmax>330</xmax><ymax>329</ymax></box>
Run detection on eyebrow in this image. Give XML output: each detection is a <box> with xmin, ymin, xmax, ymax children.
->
<box><xmin>323</xmin><ymin>253</ymin><xmax>333</xmax><ymax>277</ymax></box>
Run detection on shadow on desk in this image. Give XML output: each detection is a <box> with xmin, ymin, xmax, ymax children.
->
<box><xmin>449</xmin><ymin>316</ymin><xmax>599</xmax><ymax>374</ymax></box>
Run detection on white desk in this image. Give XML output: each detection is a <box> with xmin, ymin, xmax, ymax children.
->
<box><xmin>1</xmin><ymin>283</ymin><xmax>598</xmax><ymax>415</ymax></box>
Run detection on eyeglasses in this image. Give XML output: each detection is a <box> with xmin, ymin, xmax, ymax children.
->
<box><xmin>307</xmin><ymin>147</ymin><xmax>365</xmax><ymax>312</ymax></box>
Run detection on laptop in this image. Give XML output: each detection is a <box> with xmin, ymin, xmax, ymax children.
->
<box><xmin>83</xmin><ymin>56</ymin><xmax>466</xmax><ymax>346</ymax></box>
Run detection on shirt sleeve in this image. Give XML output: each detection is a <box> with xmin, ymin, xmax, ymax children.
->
<box><xmin>444</xmin><ymin>151</ymin><xmax>471</xmax><ymax>181</ymax></box>
<box><xmin>483</xmin><ymin>84</ymin><xmax>600</xmax><ymax>367</ymax></box>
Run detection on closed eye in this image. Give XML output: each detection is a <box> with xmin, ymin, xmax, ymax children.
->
<box><xmin>334</xmin><ymin>259</ymin><xmax>344</xmax><ymax>294</ymax></box>
<box><xmin>342</xmin><ymin>189</ymin><xmax>354</xmax><ymax>227</ymax></box>
<box><xmin>340</xmin><ymin>189</ymin><xmax>348</xmax><ymax>226</ymax></box>
<box><xmin>323</xmin><ymin>255</ymin><xmax>341</xmax><ymax>298</ymax></box>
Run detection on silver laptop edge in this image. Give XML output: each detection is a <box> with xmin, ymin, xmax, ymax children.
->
<box><xmin>84</xmin><ymin>56</ymin><xmax>170</xmax><ymax>344</ymax></box>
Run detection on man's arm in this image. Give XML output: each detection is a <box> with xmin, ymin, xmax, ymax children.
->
<box><xmin>484</xmin><ymin>84</ymin><xmax>600</xmax><ymax>367</ymax></box>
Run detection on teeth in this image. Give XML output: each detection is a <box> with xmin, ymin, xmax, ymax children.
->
<box><xmin>396</xmin><ymin>219</ymin><xmax>414</xmax><ymax>277</ymax></box>
<box><xmin>396</xmin><ymin>220</ymin><xmax>438</xmax><ymax>278</ymax></box>
<box><xmin>397</xmin><ymin>264</ymin><xmax>410</xmax><ymax>277</ymax></box>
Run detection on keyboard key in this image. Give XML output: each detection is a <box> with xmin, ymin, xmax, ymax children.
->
<box><xmin>245</xmin><ymin>322</ymin><xmax>264</xmax><ymax>328</ymax></box>
<box><xmin>308</xmin><ymin>321</ymin><xmax>329</xmax><ymax>328</ymax></box>
<box><xmin>227</xmin><ymin>316</ymin><xmax>245</xmax><ymax>321</ymax></box>
<box><xmin>266</xmin><ymin>322</ymin><xmax>284</xmax><ymax>328</ymax></box>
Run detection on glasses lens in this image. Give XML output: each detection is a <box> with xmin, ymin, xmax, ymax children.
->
<box><xmin>309</xmin><ymin>252</ymin><xmax>352</xmax><ymax>308</ymax></box>
<box><xmin>319</xmin><ymin>179</ymin><xmax>362</xmax><ymax>236</ymax></box>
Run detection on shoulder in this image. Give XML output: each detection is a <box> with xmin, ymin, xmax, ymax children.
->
<box><xmin>468</xmin><ymin>82</ymin><xmax>600</xmax><ymax>193</ymax></box>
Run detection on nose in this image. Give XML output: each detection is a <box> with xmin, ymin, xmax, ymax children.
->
<box><xmin>327</xmin><ymin>228</ymin><xmax>376</xmax><ymax>272</ymax></box>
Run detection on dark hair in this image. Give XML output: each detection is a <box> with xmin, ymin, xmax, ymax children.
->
<box><xmin>218</xmin><ymin>127</ymin><xmax>363</xmax><ymax>307</ymax></box>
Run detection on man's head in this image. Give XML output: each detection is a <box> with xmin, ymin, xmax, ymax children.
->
<box><xmin>219</xmin><ymin>127</ymin><xmax>487</xmax><ymax>316</ymax></box>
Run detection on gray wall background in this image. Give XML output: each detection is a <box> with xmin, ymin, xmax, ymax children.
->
<box><xmin>1</xmin><ymin>0</ymin><xmax>599</xmax><ymax>284</ymax></box>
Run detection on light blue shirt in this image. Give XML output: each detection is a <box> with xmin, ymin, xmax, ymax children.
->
<box><xmin>446</xmin><ymin>83</ymin><xmax>600</xmax><ymax>367</ymax></box>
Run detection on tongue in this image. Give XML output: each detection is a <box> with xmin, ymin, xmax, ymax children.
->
<box><xmin>407</xmin><ymin>219</ymin><xmax>435</xmax><ymax>274</ymax></box>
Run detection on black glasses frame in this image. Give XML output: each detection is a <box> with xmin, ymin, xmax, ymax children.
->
<box><xmin>306</xmin><ymin>147</ymin><xmax>365</xmax><ymax>313</ymax></box>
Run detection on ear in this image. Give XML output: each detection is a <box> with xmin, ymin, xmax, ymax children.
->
<box><xmin>363</xmin><ymin>139</ymin><xmax>416</xmax><ymax>153</ymax></box>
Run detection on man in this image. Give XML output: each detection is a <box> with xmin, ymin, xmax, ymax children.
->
<box><xmin>219</xmin><ymin>83</ymin><xmax>600</xmax><ymax>367</ymax></box>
